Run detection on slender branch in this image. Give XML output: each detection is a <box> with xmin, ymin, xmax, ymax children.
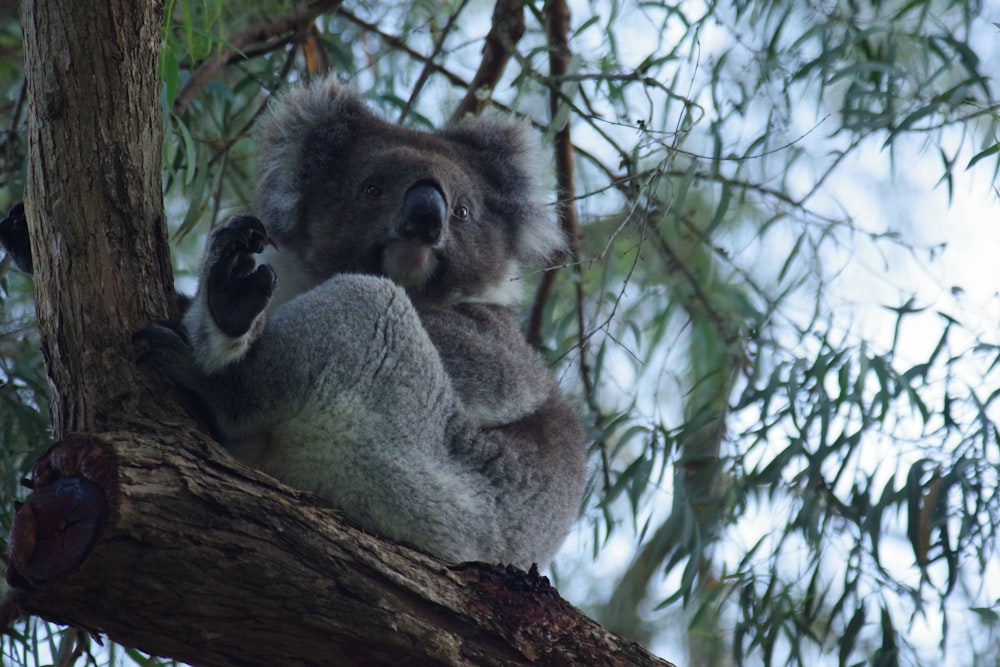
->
<box><xmin>398</xmin><ymin>0</ymin><xmax>472</xmax><ymax>123</ymax></box>
<box><xmin>527</xmin><ymin>0</ymin><xmax>574</xmax><ymax>346</ymax></box>
<box><xmin>525</xmin><ymin>2</ymin><xmax>582</xmax><ymax>358</ymax></box>
<box><xmin>203</xmin><ymin>46</ymin><xmax>299</xmax><ymax>173</ymax></box>
<box><xmin>172</xmin><ymin>0</ymin><xmax>344</xmax><ymax>116</ymax></box>
<box><xmin>336</xmin><ymin>9</ymin><xmax>471</xmax><ymax>90</ymax></box>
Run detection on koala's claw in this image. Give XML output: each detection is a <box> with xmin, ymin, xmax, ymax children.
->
<box><xmin>206</xmin><ymin>216</ymin><xmax>277</xmax><ymax>338</ymax></box>
<box><xmin>216</xmin><ymin>215</ymin><xmax>277</xmax><ymax>255</ymax></box>
<box><xmin>0</xmin><ymin>202</ymin><xmax>32</xmax><ymax>274</ymax></box>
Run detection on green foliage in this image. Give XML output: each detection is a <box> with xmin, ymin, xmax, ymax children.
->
<box><xmin>725</xmin><ymin>314</ymin><xmax>1000</xmax><ymax>664</ymax></box>
<box><xmin>2</xmin><ymin>0</ymin><xmax>1000</xmax><ymax>665</ymax></box>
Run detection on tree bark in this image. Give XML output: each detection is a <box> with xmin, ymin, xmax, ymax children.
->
<box><xmin>20</xmin><ymin>0</ymin><xmax>176</xmax><ymax>437</ymax></box>
<box><xmin>448</xmin><ymin>0</ymin><xmax>525</xmax><ymax>123</ymax></box>
<box><xmin>6</xmin><ymin>1</ymin><xmax>676</xmax><ymax>665</ymax></box>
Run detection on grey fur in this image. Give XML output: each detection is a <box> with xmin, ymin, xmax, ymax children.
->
<box><xmin>142</xmin><ymin>76</ymin><xmax>586</xmax><ymax>567</ymax></box>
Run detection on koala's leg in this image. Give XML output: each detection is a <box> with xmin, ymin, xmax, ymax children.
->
<box><xmin>148</xmin><ymin>273</ymin><xmax>500</xmax><ymax>562</ymax></box>
<box><xmin>182</xmin><ymin>216</ymin><xmax>277</xmax><ymax>374</ymax></box>
<box><xmin>455</xmin><ymin>401</ymin><xmax>586</xmax><ymax>567</ymax></box>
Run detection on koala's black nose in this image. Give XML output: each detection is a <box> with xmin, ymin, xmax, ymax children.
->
<box><xmin>399</xmin><ymin>183</ymin><xmax>447</xmax><ymax>244</ymax></box>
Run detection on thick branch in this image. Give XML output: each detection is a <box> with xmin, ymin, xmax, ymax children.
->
<box><xmin>449</xmin><ymin>0</ymin><xmax>525</xmax><ymax>122</ymax></box>
<box><xmin>6</xmin><ymin>432</ymin><xmax>674</xmax><ymax>667</ymax></box>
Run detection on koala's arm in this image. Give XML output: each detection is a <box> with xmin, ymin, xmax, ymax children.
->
<box><xmin>419</xmin><ymin>303</ymin><xmax>587</xmax><ymax>565</ymax></box>
<box><xmin>418</xmin><ymin>303</ymin><xmax>556</xmax><ymax>427</ymax></box>
<box><xmin>139</xmin><ymin>273</ymin><xmax>450</xmax><ymax>444</ymax></box>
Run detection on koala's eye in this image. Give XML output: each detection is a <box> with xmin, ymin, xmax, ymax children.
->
<box><xmin>452</xmin><ymin>205</ymin><xmax>470</xmax><ymax>220</ymax></box>
<box><xmin>364</xmin><ymin>185</ymin><xmax>382</xmax><ymax>199</ymax></box>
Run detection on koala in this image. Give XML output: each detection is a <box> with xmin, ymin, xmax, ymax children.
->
<box><xmin>135</xmin><ymin>76</ymin><xmax>587</xmax><ymax>567</ymax></box>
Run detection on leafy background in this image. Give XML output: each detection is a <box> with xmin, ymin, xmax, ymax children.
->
<box><xmin>2</xmin><ymin>1</ymin><xmax>999</xmax><ymax>665</ymax></box>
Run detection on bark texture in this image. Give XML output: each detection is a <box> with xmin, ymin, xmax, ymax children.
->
<box><xmin>7</xmin><ymin>1</ymin><xmax>676</xmax><ymax>665</ymax></box>
<box><xmin>20</xmin><ymin>0</ymin><xmax>176</xmax><ymax>438</ymax></box>
<box><xmin>448</xmin><ymin>0</ymin><xmax>525</xmax><ymax>122</ymax></box>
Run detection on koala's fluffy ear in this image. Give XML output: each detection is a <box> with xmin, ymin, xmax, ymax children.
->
<box><xmin>438</xmin><ymin>118</ymin><xmax>566</xmax><ymax>265</ymax></box>
<box><xmin>256</xmin><ymin>77</ymin><xmax>376</xmax><ymax>243</ymax></box>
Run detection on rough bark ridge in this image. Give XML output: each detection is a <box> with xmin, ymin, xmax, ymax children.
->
<box><xmin>5</xmin><ymin>1</ymin><xmax>675</xmax><ymax>665</ymax></box>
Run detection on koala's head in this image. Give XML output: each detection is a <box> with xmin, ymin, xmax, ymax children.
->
<box><xmin>256</xmin><ymin>76</ymin><xmax>564</xmax><ymax>306</ymax></box>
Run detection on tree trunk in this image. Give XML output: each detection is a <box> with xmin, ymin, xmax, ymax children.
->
<box><xmin>5</xmin><ymin>1</ymin><xmax>675</xmax><ymax>665</ymax></box>
<box><xmin>20</xmin><ymin>0</ymin><xmax>176</xmax><ymax>438</ymax></box>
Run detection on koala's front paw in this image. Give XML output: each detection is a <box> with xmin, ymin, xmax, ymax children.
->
<box><xmin>133</xmin><ymin>322</ymin><xmax>202</xmax><ymax>389</ymax></box>
<box><xmin>206</xmin><ymin>216</ymin><xmax>277</xmax><ymax>337</ymax></box>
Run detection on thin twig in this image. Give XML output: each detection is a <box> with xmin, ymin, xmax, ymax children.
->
<box><xmin>336</xmin><ymin>8</ymin><xmax>471</xmax><ymax>90</ymax></box>
<box><xmin>173</xmin><ymin>0</ymin><xmax>344</xmax><ymax>116</ymax></box>
<box><xmin>529</xmin><ymin>1</ymin><xmax>603</xmax><ymax>450</ymax></box>
<box><xmin>205</xmin><ymin>46</ymin><xmax>300</xmax><ymax>171</ymax></box>
<box><xmin>399</xmin><ymin>0</ymin><xmax>472</xmax><ymax>123</ymax></box>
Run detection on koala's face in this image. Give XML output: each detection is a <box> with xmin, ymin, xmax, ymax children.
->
<box><xmin>294</xmin><ymin>135</ymin><xmax>517</xmax><ymax>304</ymax></box>
<box><xmin>256</xmin><ymin>78</ymin><xmax>564</xmax><ymax>306</ymax></box>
